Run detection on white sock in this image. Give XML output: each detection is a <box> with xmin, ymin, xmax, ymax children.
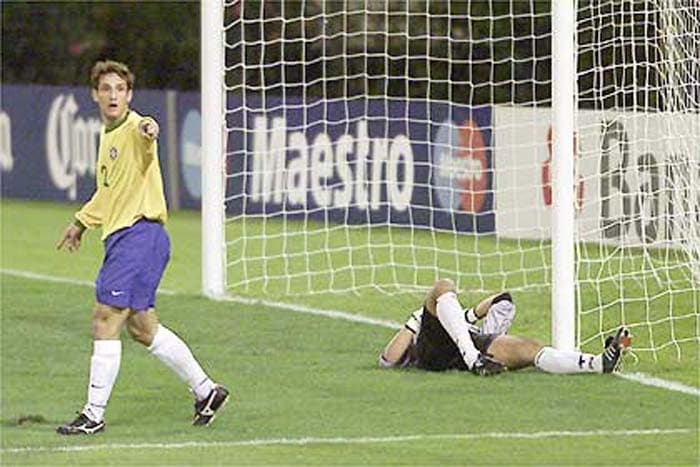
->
<box><xmin>436</xmin><ymin>292</ymin><xmax>480</xmax><ymax>368</ymax></box>
<box><xmin>148</xmin><ymin>325</ymin><xmax>215</xmax><ymax>400</ymax></box>
<box><xmin>83</xmin><ymin>340</ymin><xmax>122</xmax><ymax>422</ymax></box>
<box><xmin>534</xmin><ymin>347</ymin><xmax>602</xmax><ymax>374</ymax></box>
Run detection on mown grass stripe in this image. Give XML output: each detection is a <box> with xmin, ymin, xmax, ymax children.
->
<box><xmin>1</xmin><ymin>268</ymin><xmax>697</xmax><ymax>398</ymax></box>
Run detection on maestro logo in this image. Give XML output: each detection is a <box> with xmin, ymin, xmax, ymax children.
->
<box><xmin>432</xmin><ymin>118</ymin><xmax>489</xmax><ymax>213</ymax></box>
<box><xmin>180</xmin><ymin>109</ymin><xmax>201</xmax><ymax>199</ymax></box>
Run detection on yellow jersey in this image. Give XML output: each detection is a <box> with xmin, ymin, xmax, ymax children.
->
<box><xmin>76</xmin><ymin>110</ymin><xmax>168</xmax><ymax>239</ymax></box>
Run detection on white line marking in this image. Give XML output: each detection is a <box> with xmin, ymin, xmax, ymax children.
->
<box><xmin>2</xmin><ymin>268</ymin><xmax>95</xmax><ymax>288</ymax></box>
<box><xmin>0</xmin><ymin>268</ymin><xmax>176</xmax><ymax>295</ymax></box>
<box><xmin>1</xmin><ymin>428</ymin><xmax>694</xmax><ymax>454</ymax></box>
<box><xmin>0</xmin><ymin>268</ymin><xmax>396</xmax><ymax>328</ymax></box>
<box><xmin>616</xmin><ymin>372</ymin><xmax>700</xmax><ymax>397</ymax></box>
<box><xmin>2</xmin><ymin>268</ymin><xmax>697</xmax><ymax>397</ymax></box>
<box><xmin>221</xmin><ymin>294</ymin><xmax>400</xmax><ymax>329</ymax></box>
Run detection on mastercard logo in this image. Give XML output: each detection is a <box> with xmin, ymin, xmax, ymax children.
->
<box><xmin>432</xmin><ymin>118</ymin><xmax>489</xmax><ymax>213</ymax></box>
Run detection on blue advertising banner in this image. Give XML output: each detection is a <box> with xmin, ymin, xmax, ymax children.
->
<box><xmin>226</xmin><ymin>96</ymin><xmax>494</xmax><ymax>233</ymax></box>
<box><xmin>0</xmin><ymin>84</ymin><xmax>169</xmax><ymax>206</ymax></box>
<box><xmin>2</xmin><ymin>84</ymin><xmax>494</xmax><ymax>234</ymax></box>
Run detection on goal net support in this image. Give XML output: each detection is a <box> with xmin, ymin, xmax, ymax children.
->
<box><xmin>202</xmin><ymin>0</ymin><xmax>699</xmax><ymax>360</ymax></box>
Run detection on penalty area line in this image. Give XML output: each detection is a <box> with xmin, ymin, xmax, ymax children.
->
<box><xmin>1</xmin><ymin>268</ymin><xmax>698</xmax><ymax>397</ymax></box>
<box><xmin>1</xmin><ymin>428</ymin><xmax>694</xmax><ymax>454</ymax></box>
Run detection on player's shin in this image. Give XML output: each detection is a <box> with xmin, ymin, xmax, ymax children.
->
<box><xmin>436</xmin><ymin>292</ymin><xmax>480</xmax><ymax>367</ymax></box>
<box><xmin>84</xmin><ymin>340</ymin><xmax>122</xmax><ymax>422</ymax></box>
<box><xmin>148</xmin><ymin>324</ymin><xmax>215</xmax><ymax>400</ymax></box>
<box><xmin>534</xmin><ymin>347</ymin><xmax>602</xmax><ymax>374</ymax></box>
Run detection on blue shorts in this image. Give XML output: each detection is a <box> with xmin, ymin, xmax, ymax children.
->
<box><xmin>95</xmin><ymin>219</ymin><xmax>170</xmax><ymax>311</ymax></box>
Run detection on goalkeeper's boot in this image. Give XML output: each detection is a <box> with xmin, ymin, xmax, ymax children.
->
<box><xmin>470</xmin><ymin>352</ymin><xmax>505</xmax><ymax>377</ymax></box>
<box><xmin>193</xmin><ymin>384</ymin><xmax>230</xmax><ymax>426</ymax></box>
<box><xmin>56</xmin><ymin>412</ymin><xmax>105</xmax><ymax>435</ymax></box>
<box><xmin>602</xmin><ymin>326</ymin><xmax>631</xmax><ymax>373</ymax></box>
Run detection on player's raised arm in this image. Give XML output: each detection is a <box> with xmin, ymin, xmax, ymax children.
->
<box><xmin>137</xmin><ymin>117</ymin><xmax>159</xmax><ymax>168</ymax></box>
<box><xmin>138</xmin><ymin>117</ymin><xmax>159</xmax><ymax>141</ymax></box>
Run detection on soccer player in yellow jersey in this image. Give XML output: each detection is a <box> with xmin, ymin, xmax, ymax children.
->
<box><xmin>56</xmin><ymin>60</ymin><xmax>229</xmax><ymax>435</ymax></box>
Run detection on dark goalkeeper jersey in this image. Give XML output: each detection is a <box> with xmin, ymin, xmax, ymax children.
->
<box><xmin>413</xmin><ymin>307</ymin><xmax>496</xmax><ymax>372</ymax></box>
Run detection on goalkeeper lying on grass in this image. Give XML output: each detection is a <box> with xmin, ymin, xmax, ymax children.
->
<box><xmin>378</xmin><ymin>279</ymin><xmax>630</xmax><ymax>376</ymax></box>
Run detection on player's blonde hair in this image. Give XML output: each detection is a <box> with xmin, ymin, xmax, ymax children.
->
<box><xmin>90</xmin><ymin>60</ymin><xmax>135</xmax><ymax>90</ymax></box>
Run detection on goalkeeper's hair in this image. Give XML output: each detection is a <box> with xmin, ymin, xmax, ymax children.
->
<box><xmin>90</xmin><ymin>59</ymin><xmax>135</xmax><ymax>90</ymax></box>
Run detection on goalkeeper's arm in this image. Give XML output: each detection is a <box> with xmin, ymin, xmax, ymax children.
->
<box><xmin>378</xmin><ymin>308</ymin><xmax>422</xmax><ymax>369</ymax></box>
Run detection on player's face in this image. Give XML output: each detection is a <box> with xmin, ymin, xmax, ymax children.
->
<box><xmin>93</xmin><ymin>72</ymin><xmax>132</xmax><ymax>123</ymax></box>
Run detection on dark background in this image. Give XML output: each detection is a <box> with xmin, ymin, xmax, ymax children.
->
<box><xmin>2</xmin><ymin>2</ymin><xmax>200</xmax><ymax>90</ymax></box>
<box><xmin>2</xmin><ymin>1</ymin><xmax>682</xmax><ymax>110</ymax></box>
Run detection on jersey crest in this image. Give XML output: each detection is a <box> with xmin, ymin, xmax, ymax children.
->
<box><xmin>109</xmin><ymin>146</ymin><xmax>118</xmax><ymax>160</ymax></box>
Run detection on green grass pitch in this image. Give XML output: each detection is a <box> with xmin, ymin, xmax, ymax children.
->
<box><xmin>1</xmin><ymin>199</ymin><xmax>698</xmax><ymax>465</ymax></box>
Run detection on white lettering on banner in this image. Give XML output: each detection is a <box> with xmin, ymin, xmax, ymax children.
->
<box><xmin>335</xmin><ymin>134</ymin><xmax>353</xmax><ymax>207</ymax></box>
<box><xmin>310</xmin><ymin>132</ymin><xmax>333</xmax><ymax>207</ymax></box>
<box><xmin>46</xmin><ymin>94</ymin><xmax>101</xmax><ymax>200</ymax></box>
<box><xmin>250</xmin><ymin>117</ymin><xmax>415</xmax><ymax>212</ymax></box>
<box><xmin>437</xmin><ymin>154</ymin><xmax>482</xmax><ymax>181</ymax></box>
<box><xmin>286</xmin><ymin>131</ymin><xmax>308</xmax><ymax>206</ymax></box>
<box><xmin>355</xmin><ymin>120</ymin><xmax>369</xmax><ymax>209</ymax></box>
<box><xmin>0</xmin><ymin>111</ymin><xmax>13</xmax><ymax>171</ymax></box>
<box><xmin>387</xmin><ymin>135</ymin><xmax>413</xmax><ymax>211</ymax></box>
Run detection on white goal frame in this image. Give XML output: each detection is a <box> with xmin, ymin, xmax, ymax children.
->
<box><xmin>551</xmin><ymin>1</ymin><xmax>576</xmax><ymax>351</ymax></box>
<box><xmin>200</xmin><ymin>0</ymin><xmax>698</xmax><ymax>355</ymax></box>
<box><xmin>201</xmin><ymin>0</ymin><xmax>226</xmax><ymax>299</ymax></box>
<box><xmin>200</xmin><ymin>0</ymin><xmax>579</xmax><ymax>349</ymax></box>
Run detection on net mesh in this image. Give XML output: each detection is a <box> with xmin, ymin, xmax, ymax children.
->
<box><xmin>221</xmin><ymin>0</ymin><xmax>698</xmax><ymax>357</ymax></box>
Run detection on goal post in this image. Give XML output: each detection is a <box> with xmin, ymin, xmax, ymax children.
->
<box><xmin>551</xmin><ymin>0</ymin><xmax>576</xmax><ymax>352</ymax></box>
<box><xmin>201</xmin><ymin>0</ymin><xmax>225</xmax><ymax>299</ymax></box>
<box><xmin>202</xmin><ymin>0</ymin><xmax>699</xmax><ymax>361</ymax></box>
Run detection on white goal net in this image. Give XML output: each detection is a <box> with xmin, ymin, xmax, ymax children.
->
<box><xmin>207</xmin><ymin>0</ymin><xmax>699</xmax><ymax>359</ymax></box>
<box><xmin>573</xmin><ymin>0</ymin><xmax>699</xmax><ymax>359</ymax></box>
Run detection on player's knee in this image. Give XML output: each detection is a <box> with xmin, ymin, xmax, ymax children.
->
<box><xmin>433</xmin><ymin>278</ymin><xmax>455</xmax><ymax>296</ymax></box>
<box><xmin>126</xmin><ymin>321</ymin><xmax>156</xmax><ymax>346</ymax></box>
<box><xmin>425</xmin><ymin>278</ymin><xmax>456</xmax><ymax>315</ymax></box>
<box><xmin>126</xmin><ymin>309</ymin><xmax>159</xmax><ymax>346</ymax></box>
<box><xmin>91</xmin><ymin>317</ymin><xmax>113</xmax><ymax>339</ymax></box>
<box><xmin>91</xmin><ymin>304</ymin><xmax>126</xmax><ymax>339</ymax></box>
